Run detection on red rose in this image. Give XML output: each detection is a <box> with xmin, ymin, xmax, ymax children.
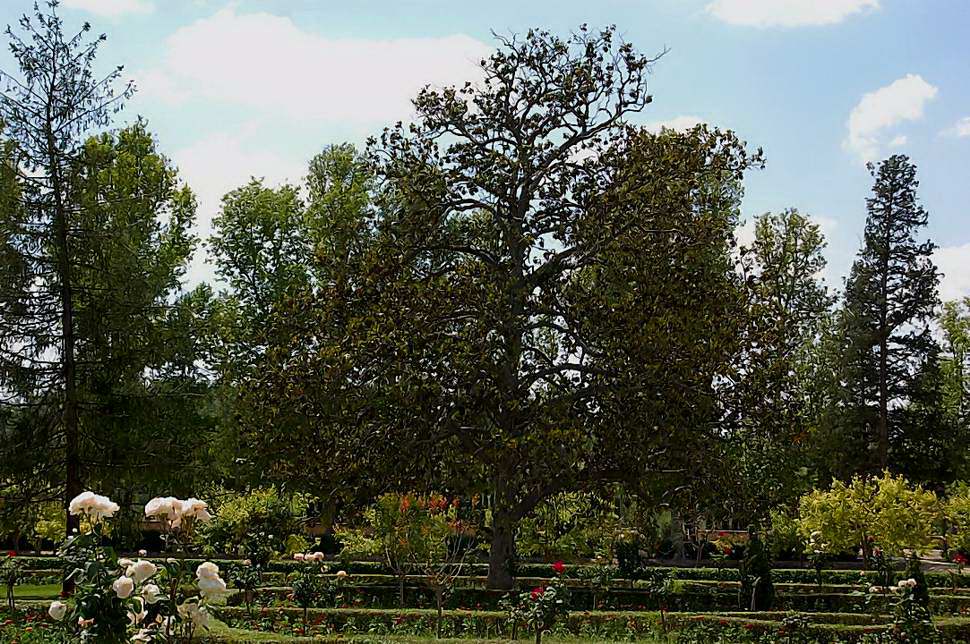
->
<box><xmin>954</xmin><ymin>553</ymin><xmax>969</xmax><ymax>565</ymax></box>
<box><xmin>552</xmin><ymin>560</ymin><xmax>565</xmax><ymax>575</ymax></box>
<box><xmin>531</xmin><ymin>586</ymin><xmax>545</xmax><ymax>600</ymax></box>
<box><xmin>6</xmin><ymin>551</ymin><xmax>14</xmax><ymax>557</ymax></box>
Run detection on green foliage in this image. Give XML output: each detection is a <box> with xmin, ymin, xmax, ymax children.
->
<box><xmin>738</xmin><ymin>530</ymin><xmax>774</xmax><ymax>611</ymax></box>
<box><xmin>826</xmin><ymin>155</ymin><xmax>941</xmax><ymax>476</ymax></box>
<box><xmin>516</xmin><ymin>493</ymin><xmax>618</xmax><ymax>560</ymax></box>
<box><xmin>945</xmin><ymin>484</ymin><xmax>970</xmax><ymax>554</ymax></box>
<box><xmin>728</xmin><ymin>209</ymin><xmax>832</xmax><ymax>523</ymax></box>
<box><xmin>797</xmin><ymin>472</ymin><xmax>942</xmax><ymax>559</ymax></box>
<box><xmin>768</xmin><ymin>509</ymin><xmax>804</xmax><ymax>560</ymax></box>
<box><xmin>1</xmin><ymin>553</ymin><xmax>22</xmax><ymax>610</ymax></box>
<box><xmin>195</xmin><ymin>487</ymin><xmax>309</xmax><ymax>563</ymax></box>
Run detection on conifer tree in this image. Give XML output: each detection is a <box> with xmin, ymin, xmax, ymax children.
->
<box><xmin>838</xmin><ymin>155</ymin><xmax>940</xmax><ymax>472</ymax></box>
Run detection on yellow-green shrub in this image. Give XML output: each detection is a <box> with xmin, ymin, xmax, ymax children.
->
<box><xmin>797</xmin><ymin>471</ymin><xmax>941</xmax><ymax>558</ymax></box>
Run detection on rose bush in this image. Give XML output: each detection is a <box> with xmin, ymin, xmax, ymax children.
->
<box><xmin>48</xmin><ymin>491</ymin><xmax>228</xmax><ymax>643</ymax></box>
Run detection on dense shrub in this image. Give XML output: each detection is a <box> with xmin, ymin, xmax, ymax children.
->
<box><xmin>797</xmin><ymin>472</ymin><xmax>941</xmax><ymax>561</ymax></box>
<box><xmin>194</xmin><ymin>486</ymin><xmax>309</xmax><ymax>561</ymax></box>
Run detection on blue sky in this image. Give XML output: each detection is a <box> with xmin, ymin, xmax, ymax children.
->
<box><xmin>1</xmin><ymin>0</ymin><xmax>968</xmax><ymax>298</ymax></box>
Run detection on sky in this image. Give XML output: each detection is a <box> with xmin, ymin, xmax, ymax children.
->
<box><xmin>1</xmin><ymin>0</ymin><xmax>968</xmax><ymax>299</ymax></box>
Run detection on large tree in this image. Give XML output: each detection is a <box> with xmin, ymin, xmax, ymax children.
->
<box><xmin>240</xmin><ymin>27</ymin><xmax>761</xmax><ymax>588</ymax></box>
<box><xmin>0</xmin><ymin>4</ymin><xmax>204</xmax><ymax>537</ymax></box>
<box><xmin>727</xmin><ymin>209</ymin><xmax>833</xmax><ymax>521</ymax></box>
<box><xmin>836</xmin><ymin>155</ymin><xmax>940</xmax><ymax>473</ymax></box>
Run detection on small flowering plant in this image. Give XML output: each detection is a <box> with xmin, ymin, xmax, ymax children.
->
<box><xmin>49</xmin><ymin>491</ymin><xmax>229</xmax><ymax>643</ymax></box>
<box><xmin>510</xmin><ymin>561</ymin><xmax>571</xmax><ymax>644</ymax></box>
<box><xmin>1</xmin><ymin>551</ymin><xmax>22</xmax><ymax>610</ymax></box>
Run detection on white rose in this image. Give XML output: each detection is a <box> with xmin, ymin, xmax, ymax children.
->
<box><xmin>138</xmin><ymin>549</ymin><xmax>147</xmax><ymax>556</ymax></box>
<box><xmin>112</xmin><ymin>575</ymin><xmax>135</xmax><ymax>599</ymax></box>
<box><xmin>142</xmin><ymin>583</ymin><xmax>162</xmax><ymax>604</ymax></box>
<box><xmin>180</xmin><ymin>498</ymin><xmax>212</xmax><ymax>523</ymax></box>
<box><xmin>178</xmin><ymin>602</ymin><xmax>209</xmax><ymax>628</ymax></box>
<box><xmin>293</xmin><ymin>553</ymin><xmax>305</xmax><ymax>562</ymax></box>
<box><xmin>198</xmin><ymin>574</ymin><xmax>229</xmax><ymax>600</ymax></box>
<box><xmin>119</xmin><ymin>558</ymin><xmax>134</xmax><ymax>568</ymax></box>
<box><xmin>196</xmin><ymin>561</ymin><xmax>220</xmax><ymax>580</ymax></box>
<box><xmin>92</xmin><ymin>494</ymin><xmax>120</xmax><ymax>520</ymax></box>
<box><xmin>145</xmin><ymin>496</ymin><xmax>181</xmax><ymax>518</ymax></box>
<box><xmin>131</xmin><ymin>629</ymin><xmax>153</xmax><ymax>643</ymax></box>
<box><xmin>69</xmin><ymin>491</ymin><xmax>97</xmax><ymax>516</ymax></box>
<box><xmin>127</xmin><ymin>560</ymin><xmax>157</xmax><ymax>584</ymax></box>
<box><xmin>48</xmin><ymin>600</ymin><xmax>67</xmax><ymax>621</ymax></box>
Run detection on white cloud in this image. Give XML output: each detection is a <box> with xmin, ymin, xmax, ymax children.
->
<box><xmin>138</xmin><ymin>7</ymin><xmax>491</xmax><ymax>124</ymax></box>
<box><xmin>169</xmin><ymin>125</ymin><xmax>307</xmax><ymax>285</ymax></box>
<box><xmin>942</xmin><ymin>116</ymin><xmax>970</xmax><ymax>138</ymax></box>
<box><xmin>705</xmin><ymin>0</ymin><xmax>879</xmax><ymax>27</ymax></box>
<box><xmin>888</xmin><ymin>135</ymin><xmax>907</xmax><ymax>147</ymax></box>
<box><xmin>643</xmin><ymin>115</ymin><xmax>705</xmax><ymax>134</ymax></box>
<box><xmin>843</xmin><ymin>74</ymin><xmax>938</xmax><ymax>163</ymax></box>
<box><xmin>62</xmin><ymin>0</ymin><xmax>153</xmax><ymax>18</ymax></box>
<box><xmin>935</xmin><ymin>243</ymin><xmax>970</xmax><ymax>302</ymax></box>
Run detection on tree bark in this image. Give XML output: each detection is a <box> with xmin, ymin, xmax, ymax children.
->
<box><xmin>46</xmin><ymin>91</ymin><xmax>81</xmax><ymax>590</ymax></box>
<box><xmin>487</xmin><ymin>510</ymin><xmax>516</xmax><ymax>590</ymax></box>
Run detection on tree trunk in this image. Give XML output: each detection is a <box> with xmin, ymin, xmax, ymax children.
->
<box><xmin>878</xmin><ymin>331</ymin><xmax>889</xmax><ymax>471</ymax></box>
<box><xmin>487</xmin><ymin>511</ymin><xmax>516</xmax><ymax>590</ymax></box>
<box><xmin>47</xmin><ymin>112</ymin><xmax>80</xmax><ymax>595</ymax></box>
<box><xmin>435</xmin><ymin>587</ymin><xmax>443</xmax><ymax>639</ymax></box>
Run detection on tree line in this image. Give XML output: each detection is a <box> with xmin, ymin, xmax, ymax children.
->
<box><xmin>0</xmin><ymin>4</ymin><xmax>967</xmax><ymax>588</ymax></box>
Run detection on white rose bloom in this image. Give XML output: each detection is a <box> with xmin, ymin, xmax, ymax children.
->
<box><xmin>178</xmin><ymin>602</ymin><xmax>209</xmax><ymax>628</ymax></box>
<box><xmin>112</xmin><ymin>575</ymin><xmax>135</xmax><ymax>599</ymax></box>
<box><xmin>131</xmin><ymin>629</ymin><xmax>153</xmax><ymax>643</ymax></box>
<box><xmin>119</xmin><ymin>558</ymin><xmax>134</xmax><ymax>568</ymax></box>
<box><xmin>138</xmin><ymin>549</ymin><xmax>148</xmax><ymax>556</ymax></box>
<box><xmin>48</xmin><ymin>600</ymin><xmax>67</xmax><ymax>621</ymax></box>
<box><xmin>868</xmin><ymin>585</ymin><xmax>879</xmax><ymax>594</ymax></box>
<box><xmin>69</xmin><ymin>491</ymin><xmax>119</xmax><ymax>521</ymax></box>
<box><xmin>180</xmin><ymin>498</ymin><xmax>209</xmax><ymax>518</ymax></box>
<box><xmin>68</xmin><ymin>491</ymin><xmax>97</xmax><ymax>515</ymax></box>
<box><xmin>198</xmin><ymin>574</ymin><xmax>229</xmax><ymax>599</ymax></box>
<box><xmin>196</xmin><ymin>561</ymin><xmax>220</xmax><ymax>580</ymax></box>
<box><xmin>142</xmin><ymin>583</ymin><xmax>162</xmax><ymax>604</ymax></box>
<box><xmin>145</xmin><ymin>496</ymin><xmax>181</xmax><ymax>518</ymax></box>
<box><xmin>92</xmin><ymin>494</ymin><xmax>120</xmax><ymax>520</ymax></box>
<box><xmin>293</xmin><ymin>553</ymin><xmax>304</xmax><ymax>562</ymax></box>
<box><xmin>127</xmin><ymin>560</ymin><xmax>157</xmax><ymax>584</ymax></box>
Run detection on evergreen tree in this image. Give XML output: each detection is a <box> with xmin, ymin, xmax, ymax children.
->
<box><xmin>837</xmin><ymin>155</ymin><xmax>940</xmax><ymax>474</ymax></box>
<box><xmin>0</xmin><ymin>4</ymin><xmax>204</xmax><ymax>539</ymax></box>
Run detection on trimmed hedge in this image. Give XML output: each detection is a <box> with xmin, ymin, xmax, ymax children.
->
<box><xmin>215</xmin><ymin>606</ymin><xmax>970</xmax><ymax>643</ymax></box>
<box><xmin>227</xmin><ymin>580</ymin><xmax>970</xmax><ymax>615</ymax></box>
<box><xmin>15</xmin><ymin>555</ymin><xmax>970</xmax><ymax>587</ymax></box>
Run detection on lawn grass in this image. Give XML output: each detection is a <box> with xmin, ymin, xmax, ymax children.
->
<box><xmin>12</xmin><ymin>583</ymin><xmax>60</xmax><ymax>599</ymax></box>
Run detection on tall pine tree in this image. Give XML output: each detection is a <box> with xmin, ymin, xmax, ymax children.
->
<box><xmin>0</xmin><ymin>4</ymin><xmax>205</xmax><ymax>541</ymax></box>
<box><xmin>838</xmin><ymin>155</ymin><xmax>939</xmax><ymax>473</ymax></box>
